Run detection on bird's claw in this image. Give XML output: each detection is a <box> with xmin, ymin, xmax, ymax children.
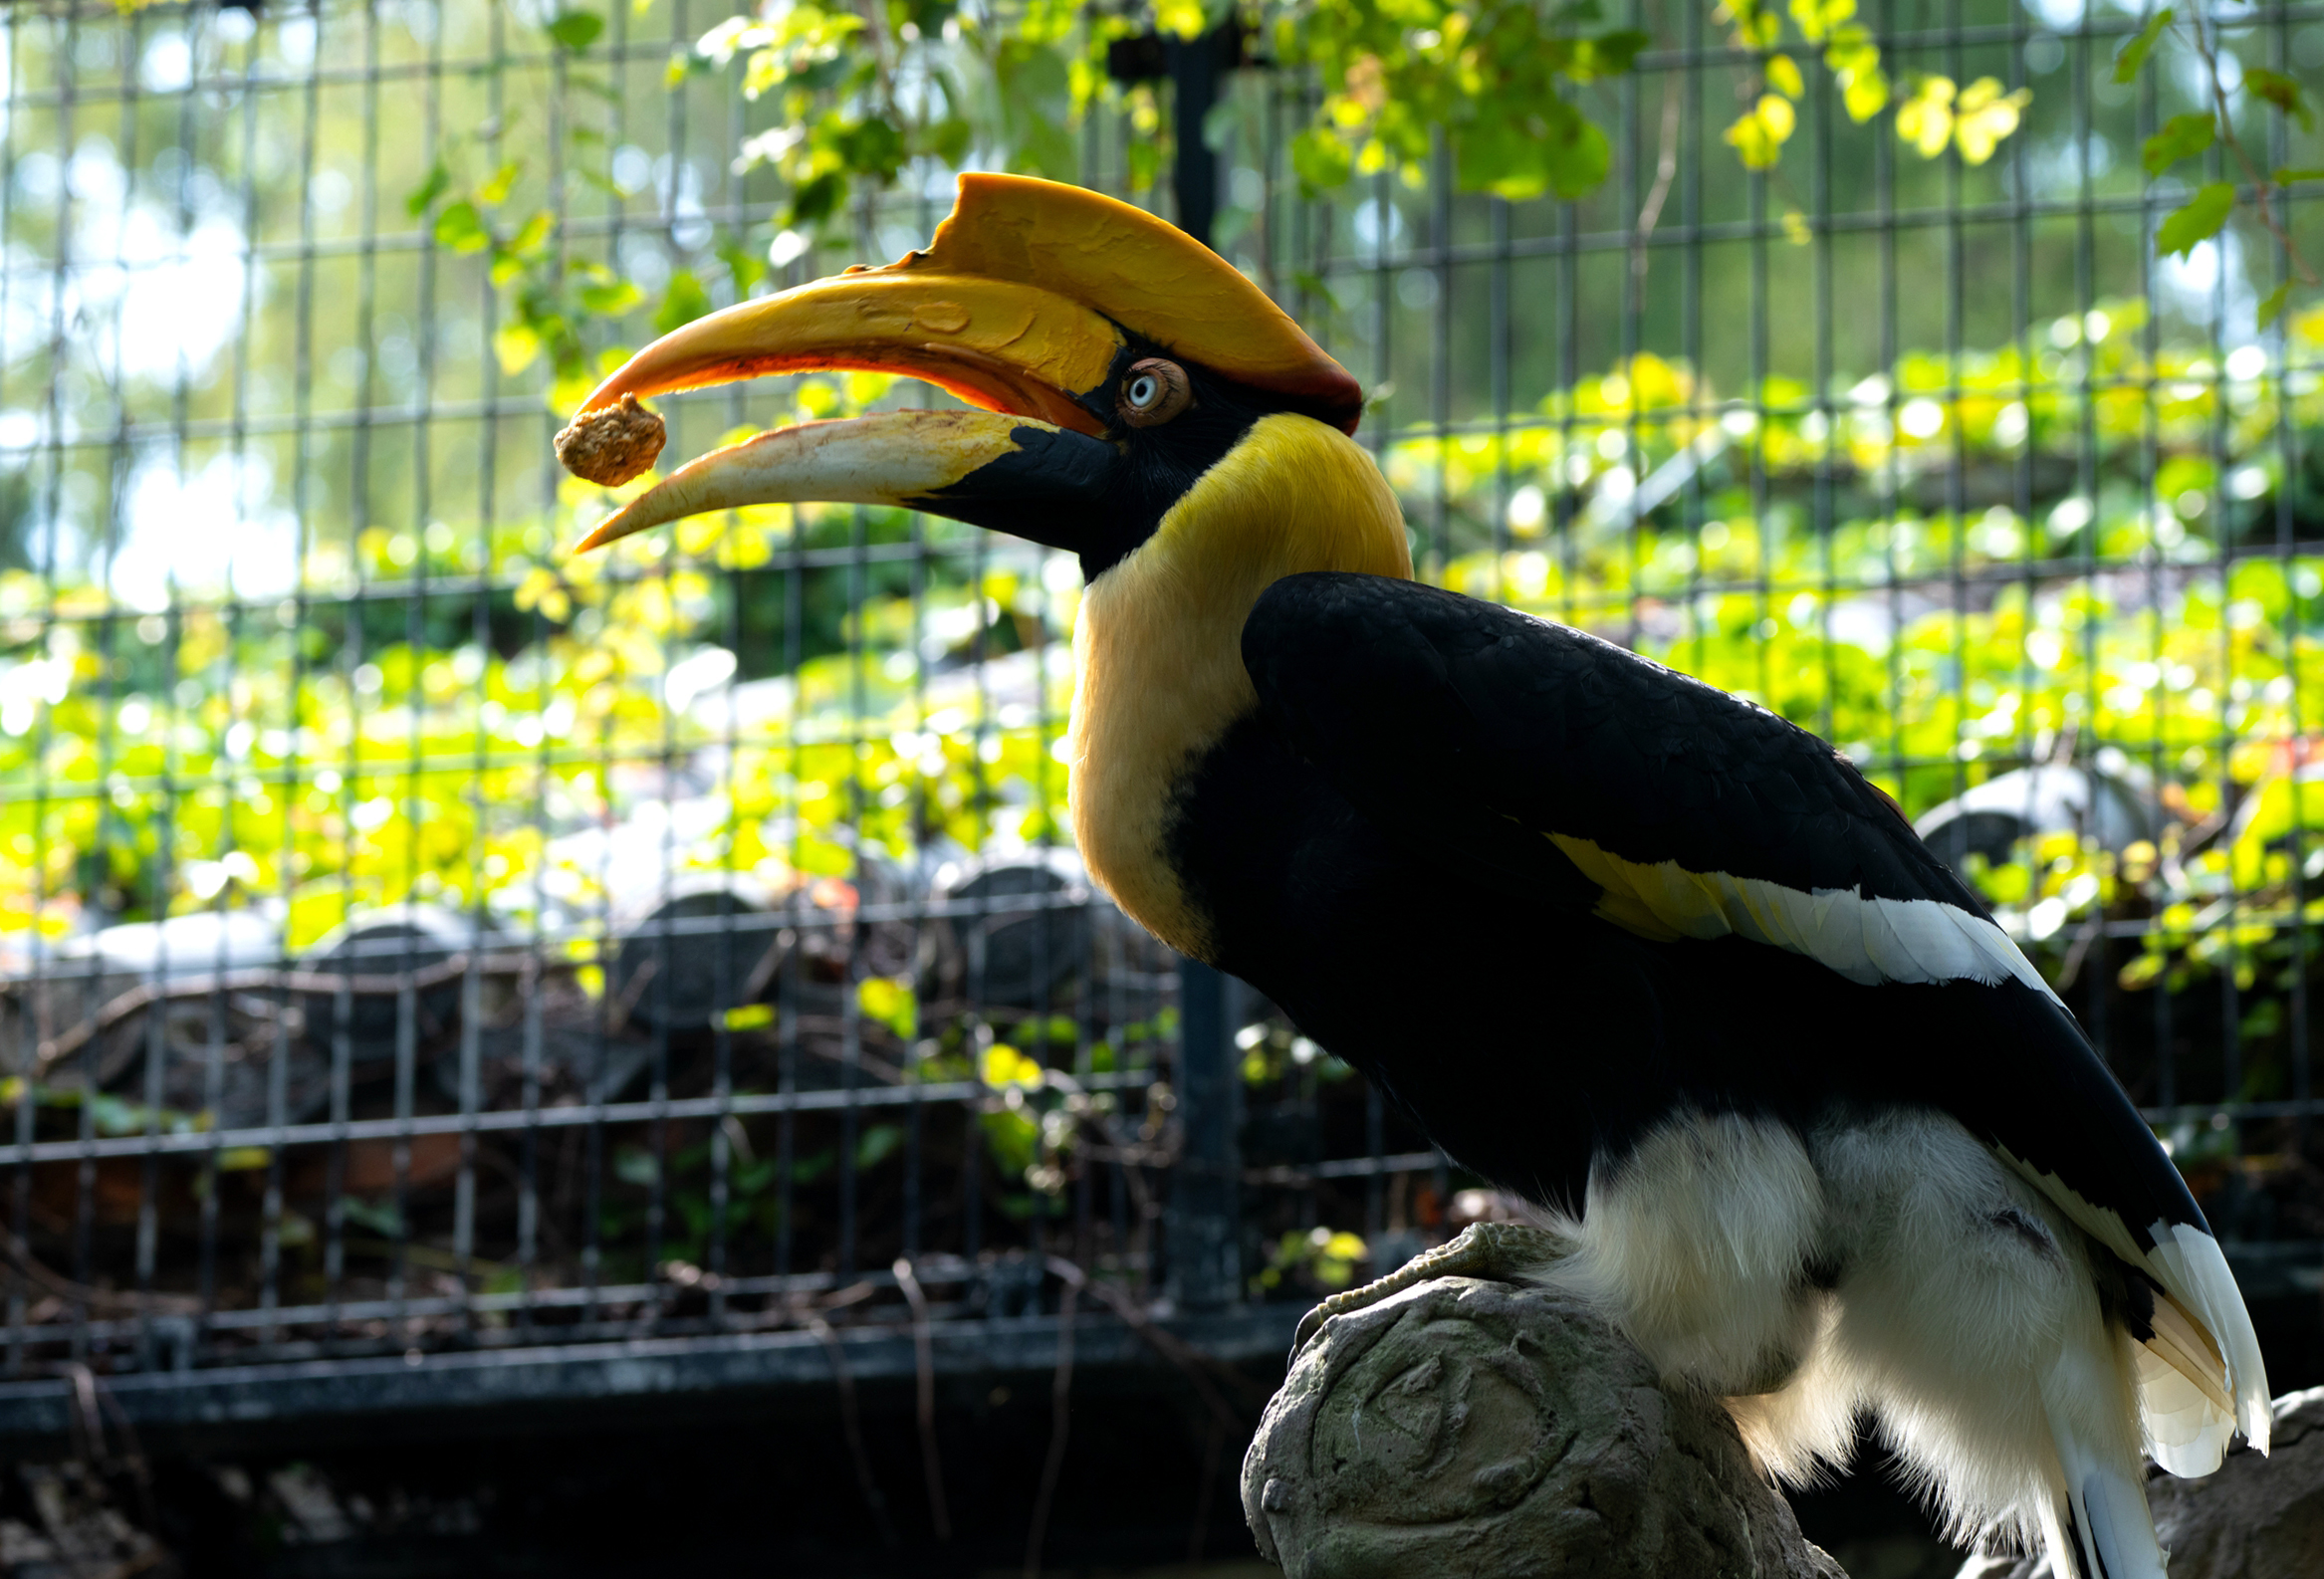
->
<box><xmin>1289</xmin><ymin>1219</ymin><xmax>1575</xmax><ymax>1360</ymax></box>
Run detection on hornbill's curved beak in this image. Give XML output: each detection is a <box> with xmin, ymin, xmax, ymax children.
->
<box><xmin>566</xmin><ymin>173</ymin><xmax>1360</xmax><ymax>556</ymax></box>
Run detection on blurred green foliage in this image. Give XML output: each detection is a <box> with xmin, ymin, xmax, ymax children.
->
<box><xmin>12</xmin><ymin>301</ymin><xmax>2324</xmax><ymax>1020</ymax></box>
<box><xmin>8</xmin><ymin>0</ymin><xmax>2324</xmax><ymax>1228</ymax></box>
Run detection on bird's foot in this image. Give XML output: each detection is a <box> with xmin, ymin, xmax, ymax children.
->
<box><xmin>1290</xmin><ymin>1219</ymin><xmax>1575</xmax><ymax>1359</ymax></box>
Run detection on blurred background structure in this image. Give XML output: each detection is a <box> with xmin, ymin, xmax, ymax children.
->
<box><xmin>0</xmin><ymin>0</ymin><xmax>2319</xmax><ymax>1572</ymax></box>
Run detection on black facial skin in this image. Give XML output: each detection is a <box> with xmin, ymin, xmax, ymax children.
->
<box><xmin>910</xmin><ymin>332</ymin><xmax>1318</xmax><ymax>581</ymax></box>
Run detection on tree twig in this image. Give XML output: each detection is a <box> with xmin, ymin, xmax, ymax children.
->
<box><xmin>1632</xmin><ymin>79</ymin><xmax>1682</xmax><ymax>294</ymax></box>
<box><xmin>2183</xmin><ymin>2</ymin><xmax>2317</xmax><ymax>287</ymax></box>
<box><xmin>1</xmin><ymin>1229</ymin><xmax>198</xmax><ymax>1316</ymax></box>
<box><xmin>1022</xmin><ymin>1262</ymin><xmax>1078</xmax><ymax>1579</ymax></box>
<box><xmin>891</xmin><ymin>1256</ymin><xmax>952</xmax><ymax>1539</ymax></box>
<box><xmin>1044</xmin><ymin>1255</ymin><xmax>1252</xmax><ymax>1434</ymax></box>
<box><xmin>803</xmin><ymin>1305</ymin><xmax>897</xmax><ymax>1548</ymax></box>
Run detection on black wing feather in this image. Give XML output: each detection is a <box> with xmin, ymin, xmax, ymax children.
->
<box><xmin>1240</xmin><ymin>570</ymin><xmax>2205</xmax><ymax>1248</ymax></box>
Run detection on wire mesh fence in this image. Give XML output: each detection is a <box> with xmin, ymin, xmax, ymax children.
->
<box><xmin>0</xmin><ymin>0</ymin><xmax>2319</xmax><ymax>1419</ymax></box>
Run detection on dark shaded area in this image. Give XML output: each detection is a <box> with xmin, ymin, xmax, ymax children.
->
<box><xmin>15</xmin><ymin>1285</ymin><xmax>2314</xmax><ymax>1578</ymax></box>
<box><xmin>73</xmin><ymin>1357</ymin><xmax>1269</xmax><ymax>1578</ymax></box>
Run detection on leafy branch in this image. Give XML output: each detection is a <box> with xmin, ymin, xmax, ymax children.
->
<box><xmin>1265</xmin><ymin>0</ymin><xmax>2030</xmax><ymax>205</ymax></box>
<box><xmin>688</xmin><ymin>0</ymin><xmax>1087</xmax><ymax>265</ymax></box>
<box><xmin>2116</xmin><ymin>3</ymin><xmax>2319</xmax><ymax>327</ymax></box>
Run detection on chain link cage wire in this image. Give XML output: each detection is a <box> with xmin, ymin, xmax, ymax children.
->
<box><xmin>0</xmin><ymin>0</ymin><xmax>2319</xmax><ymax>1429</ymax></box>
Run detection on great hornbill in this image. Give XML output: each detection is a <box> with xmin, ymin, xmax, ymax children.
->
<box><xmin>561</xmin><ymin>174</ymin><xmax>2266</xmax><ymax>1578</ymax></box>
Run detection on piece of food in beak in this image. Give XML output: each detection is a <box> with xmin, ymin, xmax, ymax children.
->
<box><xmin>572</xmin><ymin>408</ymin><xmax>1113</xmax><ymax>553</ymax></box>
<box><xmin>554</xmin><ymin>393</ymin><xmax>667</xmax><ymax>486</ymax></box>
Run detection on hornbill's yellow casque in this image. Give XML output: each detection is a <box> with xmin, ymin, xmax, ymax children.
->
<box><xmin>565</xmin><ymin>174</ymin><xmax>2267</xmax><ymax>1577</ymax></box>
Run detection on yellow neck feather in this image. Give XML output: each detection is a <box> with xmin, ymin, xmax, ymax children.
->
<box><xmin>1065</xmin><ymin>412</ymin><xmax>1412</xmax><ymax>960</ymax></box>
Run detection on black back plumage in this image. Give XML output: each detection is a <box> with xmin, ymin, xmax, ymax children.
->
<box><xmin>1189</xmin><ymin>569</ymin><xmax>2204</xmax><ymax>1255</ymax></box>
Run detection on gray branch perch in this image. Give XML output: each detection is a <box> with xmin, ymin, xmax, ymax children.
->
<box><xmin>1242</xmin><ymin>1274</ymin><xmax>1849</xmax><ymax>1579</ymax></box>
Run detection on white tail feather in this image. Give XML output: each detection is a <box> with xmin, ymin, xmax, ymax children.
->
<box><xmin>2132</xmin><ymin>1340</ymin><xmax>2235</xmax><ymax>1476</ymax></box>
<box><xmin>2146</xmin><ymin>1225</ymin><xmax>2271</xmax><ymax>1459</ymax></box>
<box><xmin>2043</xmin><ymin>1343</ymin><xmax>2168</xmax><ymax>1579</ymax></box>
<box><xmin>1994</xmin><ymin>1149</ymin><xmax>2271</xmax><ymax>1472</ymax></box>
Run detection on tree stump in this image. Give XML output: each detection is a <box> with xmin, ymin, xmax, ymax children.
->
<box><xmin>1242</xmin><ymin>1274</ymin><xmax>1849</xmax><ymax>1579</ymax></box>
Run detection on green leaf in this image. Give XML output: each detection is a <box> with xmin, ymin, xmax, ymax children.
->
<box><xmin>477</xmin><ymin>160</ymin><xmax>522</xmax><ymax>206</ymax></box>
<box><xmin>404</xmin><ymin>160</ymin><xmax>450</xmax><ymax>218</ymax></box>
<box><xmin>653</xmin><ymin>269</ymin><xmax>713</xmax><ymax>336</ymax></box>
<box><xmin>431</xmin><ymin>199</ymin><xmax>491</xmax><ymax>254</ymax></box>
<box><xmin>2275</xmin><ymin>167</ymin><xmax>2324</xmax><ymax>184</ymax></box>
<box><xmin>546</xmin><ymin>9</ymin><xmax>604</xmax><ymax>51</ymax></box>
<box><xmin>573</xmin><ymin>276</ymin><xmax>645</xmax><ymax>317</ymax></box>
<box><xmin>1725</xmin><ymin>94</ymin><xmax>1797</xmax><ymax>169</ymax></box>
<box><xmin>493</xmin><ymin>323</ymin><xmax>543</xmax><ymax>376</ymax></box>
<box><xmin>786</xmin><ymin>169</ymin><xmax>846</xmax><ymax>228</ymax></box>
<box><xmin>2113</xmin><ymin>7</ymin><xmax>2172</xmax><ymax>85</ymax></box>
<box><xmin>2245</xmin><ymin>69</ymin><xmax>2314</xmax><ymax>132</ymax></box>
<box><xmin>1290</xmin><ymin>271</ymin><xmax>1343</xmax><ymax>314</ymax></box>
<box><xmin>716</xmin><ymin>240</ymin><xmax>767</xmax><ymax>299</ymax></box>
<box><xmin>1289</xmin><ymin>126</ymin><xmax>1352</xmax><ymax>191</ymax></box>
<box><xmin>2156</xmin><ymin>182</ymin><xmax>2234</xmax><ymax>257</ymax></box>
<box><xmin>2142</xmin><ymin>113</ymin><xmax>2214</xmax><ymax>177</ymax></box>
<box><xmin>2257</xmin><ymin>281</ymin><xmax>2292</xmax><ymax>329</ymax></box>
<box><xmin>1544</xmin><ymin>117</ymin><xmax>1611</xmax><ymax>200</ymax></box>
<box><xmin>1126</xmin><ymin>137</ymin><xmax>1163</xmax><ymax>193</ymax></box>
<box><xmin>503</xmin><ymin>210</ymin><xmax>555</xmax><ymax>261</ymax></box>
<box><xmin>792</xmin><ymin>53</ymin><xmax>860</xmax><ymax>93</ymax></box>
<box><xmin>1570</xmin><ymin>29</ymin><xmax>1649</xmax><ymax>81</ymax></box>
<box><xmin>923</xmin><ymin>115</ymin><xmax>971</xmax><ymax>168</ymax></box>
<box><xmin>832</xmin><ymin>114</ymin><xmax>905</xmax><ymax>181</ymax></box>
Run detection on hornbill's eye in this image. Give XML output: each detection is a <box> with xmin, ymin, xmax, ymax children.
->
<box><xmin>1118</xmin><ymin>357</ymin><xmax>1192</xmax><ymax>427</ymax></box>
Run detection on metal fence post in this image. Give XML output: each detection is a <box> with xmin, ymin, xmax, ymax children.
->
<box><xmin>1162</xmin><ymin>26</ymin><xmax>1245</xmax><ymax>1313</ymax></box>
<box><xmin>1166</xmin><ymin>25</ymin><xmax>1227</xmax><ymax>246</ymax></box>
<box><xmin>1170</xmin><ymin>958</ymin><xmax>1242</xmax><ymax>1311</ymax></box>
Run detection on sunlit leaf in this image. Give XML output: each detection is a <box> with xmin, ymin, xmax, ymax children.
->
<box><xmin>1725</xmin><ymin>95</ymin><xmax>1796</xmax><ymax>169</ymax></box>
<box><xmin>493</xmin><ymin>324</ymin><xmax>542</xmax><ymax>376</ymax></box>
<box><xmin>1289</xmin><ymin>126</ymin><xmax>1352</xmax><ymax>191</ymax></box>
<box><xmin>1896</xmin><ymin>75</ymin><xmax>1954</xmax><ymax>158</ymax></box>
<box><xmin>2156</xmin><ymin>182</ymin><xmax>2234</xmax><ymax>257</ymax></box>
<box><xmin>574</xmin><ymin>276</ymin><xmax>645</xmax><ymax>317</ymax></box>
<box><xmin>1840</xmin><ymin>64</ymin><xmax>1889</xmax><ymax>121</ymax></box>
<box><xmin>1788</xmin><ymin>0</ymin><xmax>1855</xmax><ymax>45</ymax></box>
<box><xmin>2142</xmin><ymin>113</ymin><xmax>2214</xmax><ymax>177</ymax></box>
<box><xmin>404</xmin><ymin>159</ymin><xmax>450</xmax><ymax>218</ymax></box>
<box><xmin>717</xmin><ymin>239</ymin><xmax>767</xmax><ymax>299</ymax></box>
<box><xmin>653</xmin><ymin>269</ymin><xmax>713</xmax><ymax>336</ymax></box>
<box><xmin>431</xmin><ymin>199</ymin><xmax>491</xmax><ymax>254</ymax></box>
<box><xmin>478</xmin><ymin>160</ymin><xmax>522</xmax><ymax>205</ymax></box>
<box><xmin>1154</xmin><ymin>0</ymin><xmax>1206</xmax><ymax>41</ymax></box>
<box><xmin>1952</xmin><ymin>78</ymin><xmax>2029</xmax><ymax>165</ymax></box>
<box><xmin>2113</xmin><ymin>7</ymin><xmax>2173</xmax><ymax>84</ymax></box>
<box><xmin>1766</xmin><ymin>53</ymin><xmax>1805</xmax><ymax>100</ymax></box>
<box><xmin>503</xmin><ymin>210</ymin><xmax>555</xmax><ymax>261</ymax></box>
<box><xmin>2245</xmin><ymin>69</ymin><xmax>2314</xmax><ymax>132</ymax></box>
<box><xmin>546</xmin><ymin>9</ymin><xmax>605</xmax><ymax>50</ymax></box>
<box><xmin>1544</xmin><ymin>116</ymin><xmax>1611</xmax><ymax>199</ymax></box>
